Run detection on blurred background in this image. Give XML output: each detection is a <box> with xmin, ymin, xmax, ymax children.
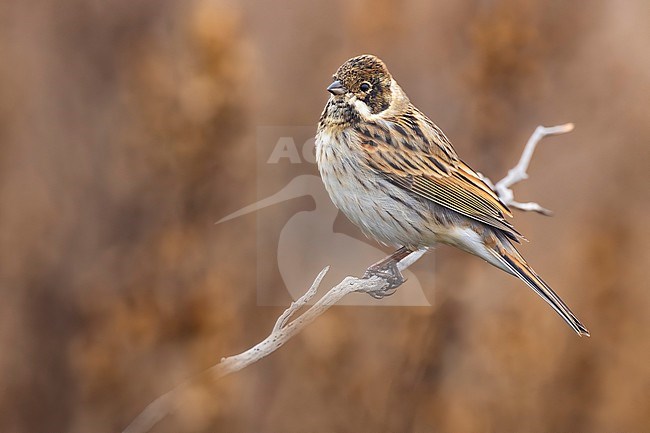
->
<box><xmin>1</xmin><ymin>0</ymin><xmax>649</xmax><ymax>432</ymax></box>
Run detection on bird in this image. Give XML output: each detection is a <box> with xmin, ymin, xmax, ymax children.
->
<box><xmin>315</xmin><ymin>54</ymin><xmax>589</xmax><ymax>336</ymax></box>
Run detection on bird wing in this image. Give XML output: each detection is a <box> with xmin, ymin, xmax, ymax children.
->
<box><xmin>357</xmin><ymin>109</ymin><xmax>520</xmax><ymax>240</ymax></box>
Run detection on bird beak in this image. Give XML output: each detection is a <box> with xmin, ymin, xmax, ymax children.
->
<box><xmin>326</xmin><ymin>80</ymin><xmax>346</xmax><ymax>95</ymax></box>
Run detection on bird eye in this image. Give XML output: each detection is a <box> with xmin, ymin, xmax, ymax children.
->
<box><xmin>359</xmin><ymin>82</ymin><xmax>372</xmax><ymax>92</ymax></box>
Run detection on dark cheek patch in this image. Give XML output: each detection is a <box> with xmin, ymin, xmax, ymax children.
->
<box><xmin>366</xmin><ymin>87</ymin><xmax>390</xmax><ymax>114</ymax></box>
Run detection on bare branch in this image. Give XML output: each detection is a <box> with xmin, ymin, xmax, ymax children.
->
<box><xmin>122</xmin><ymin>255</ymin><xmax>422</xmax><ymax>433</ymax></box>
<box><xmin>273</xmin><ymin>266</ymin><xmax>327</xmax><ymax>333</ymax></box>
<box><xmin>493</xmin><ymin>123</ymin><xmax>574</xmax><ymax>214</ymax></box>
<box><xmin>122</xmin><ymin>124</ymin><xmax>573</xmax><ymax>433</ymax></box>
<box><xmin>397</xmin><ymin>248</ymin><xmax>428</xmax><ymax>271</ymax></box>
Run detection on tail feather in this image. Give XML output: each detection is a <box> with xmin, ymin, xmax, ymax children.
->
<box><xmin>488</xmin><ymin>243</ymin><xmax>590</xmax><ymax>337</ymax></box>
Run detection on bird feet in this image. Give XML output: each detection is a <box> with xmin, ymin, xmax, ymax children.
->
<box><xmin>362</xmin><ymin>260</ymin><xmax>405</xmax><ymax>298</ymax></box>
<box><xmin>360</xmin><ymin>247</ymin><xmax>412</xmax><ymax>298</ymax></box>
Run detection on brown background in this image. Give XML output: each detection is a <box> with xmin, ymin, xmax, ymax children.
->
<box><xmin>1</xmin><ymin>0</ymin><xmax>649</xmax><ymax>432</ymax></box>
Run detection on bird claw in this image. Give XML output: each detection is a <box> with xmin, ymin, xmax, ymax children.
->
<box><xmin>362</xmin><ymin>261</ymin><xmax>405</xmax><ymax>298</ymax></box>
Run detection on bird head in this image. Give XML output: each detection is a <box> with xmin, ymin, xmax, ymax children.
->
<box><xmin>326</xmin><ymin>54</ymin><xmax>394</xmax><ymax>115</ymax></box>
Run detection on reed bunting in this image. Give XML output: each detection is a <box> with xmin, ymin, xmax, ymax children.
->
<box><xmin>315</xmin><ymin>54</ymin><xmax>589</xmax><ymax>336</ymax></box>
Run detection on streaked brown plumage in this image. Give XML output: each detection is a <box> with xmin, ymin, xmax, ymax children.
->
<box><xmin>316</xmin><ymin>54</ymin><xmax>589</xmax><ymax>336</ymax></box>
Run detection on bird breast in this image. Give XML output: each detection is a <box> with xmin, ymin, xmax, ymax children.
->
<box><xmin>315</xmin><ymin>127</ymin><xmax>447</xmax><ymax>249</ymax></box>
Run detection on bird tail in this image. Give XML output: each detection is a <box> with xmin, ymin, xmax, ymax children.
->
<box><xmin>487</xmin><ymin>239</ymin><xmax>590</xmax><ymax>337</ymax></box>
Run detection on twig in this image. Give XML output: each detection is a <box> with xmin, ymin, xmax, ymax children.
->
<box><xmin>397</xmin><ymin>248</ymin><xmax>428</xmax><ymax>271</ymax></box>
<box><xmin>122</xmin><ymin>264</ymin><xmax>413</xmax><ymax>433</ymax></box>
<box><xmin>122</xmin><ymin>123</ymin><xmax>573</xmax><ymax>433</ymax></box>
<box><xmin>493</xmin><ymin>123</ymin><xmax>574</xmax><ymax>214</ymax></box>
<box><xmin>272</xmin><ymin>266</ymin><xmax>325</xmax><ymax>333</ymax></box>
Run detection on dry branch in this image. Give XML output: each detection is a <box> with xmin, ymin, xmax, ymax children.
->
<box><xmin>122</xmin><ymin>123</ymin><xmax>573</xmax><ymax>433</ymax></box>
